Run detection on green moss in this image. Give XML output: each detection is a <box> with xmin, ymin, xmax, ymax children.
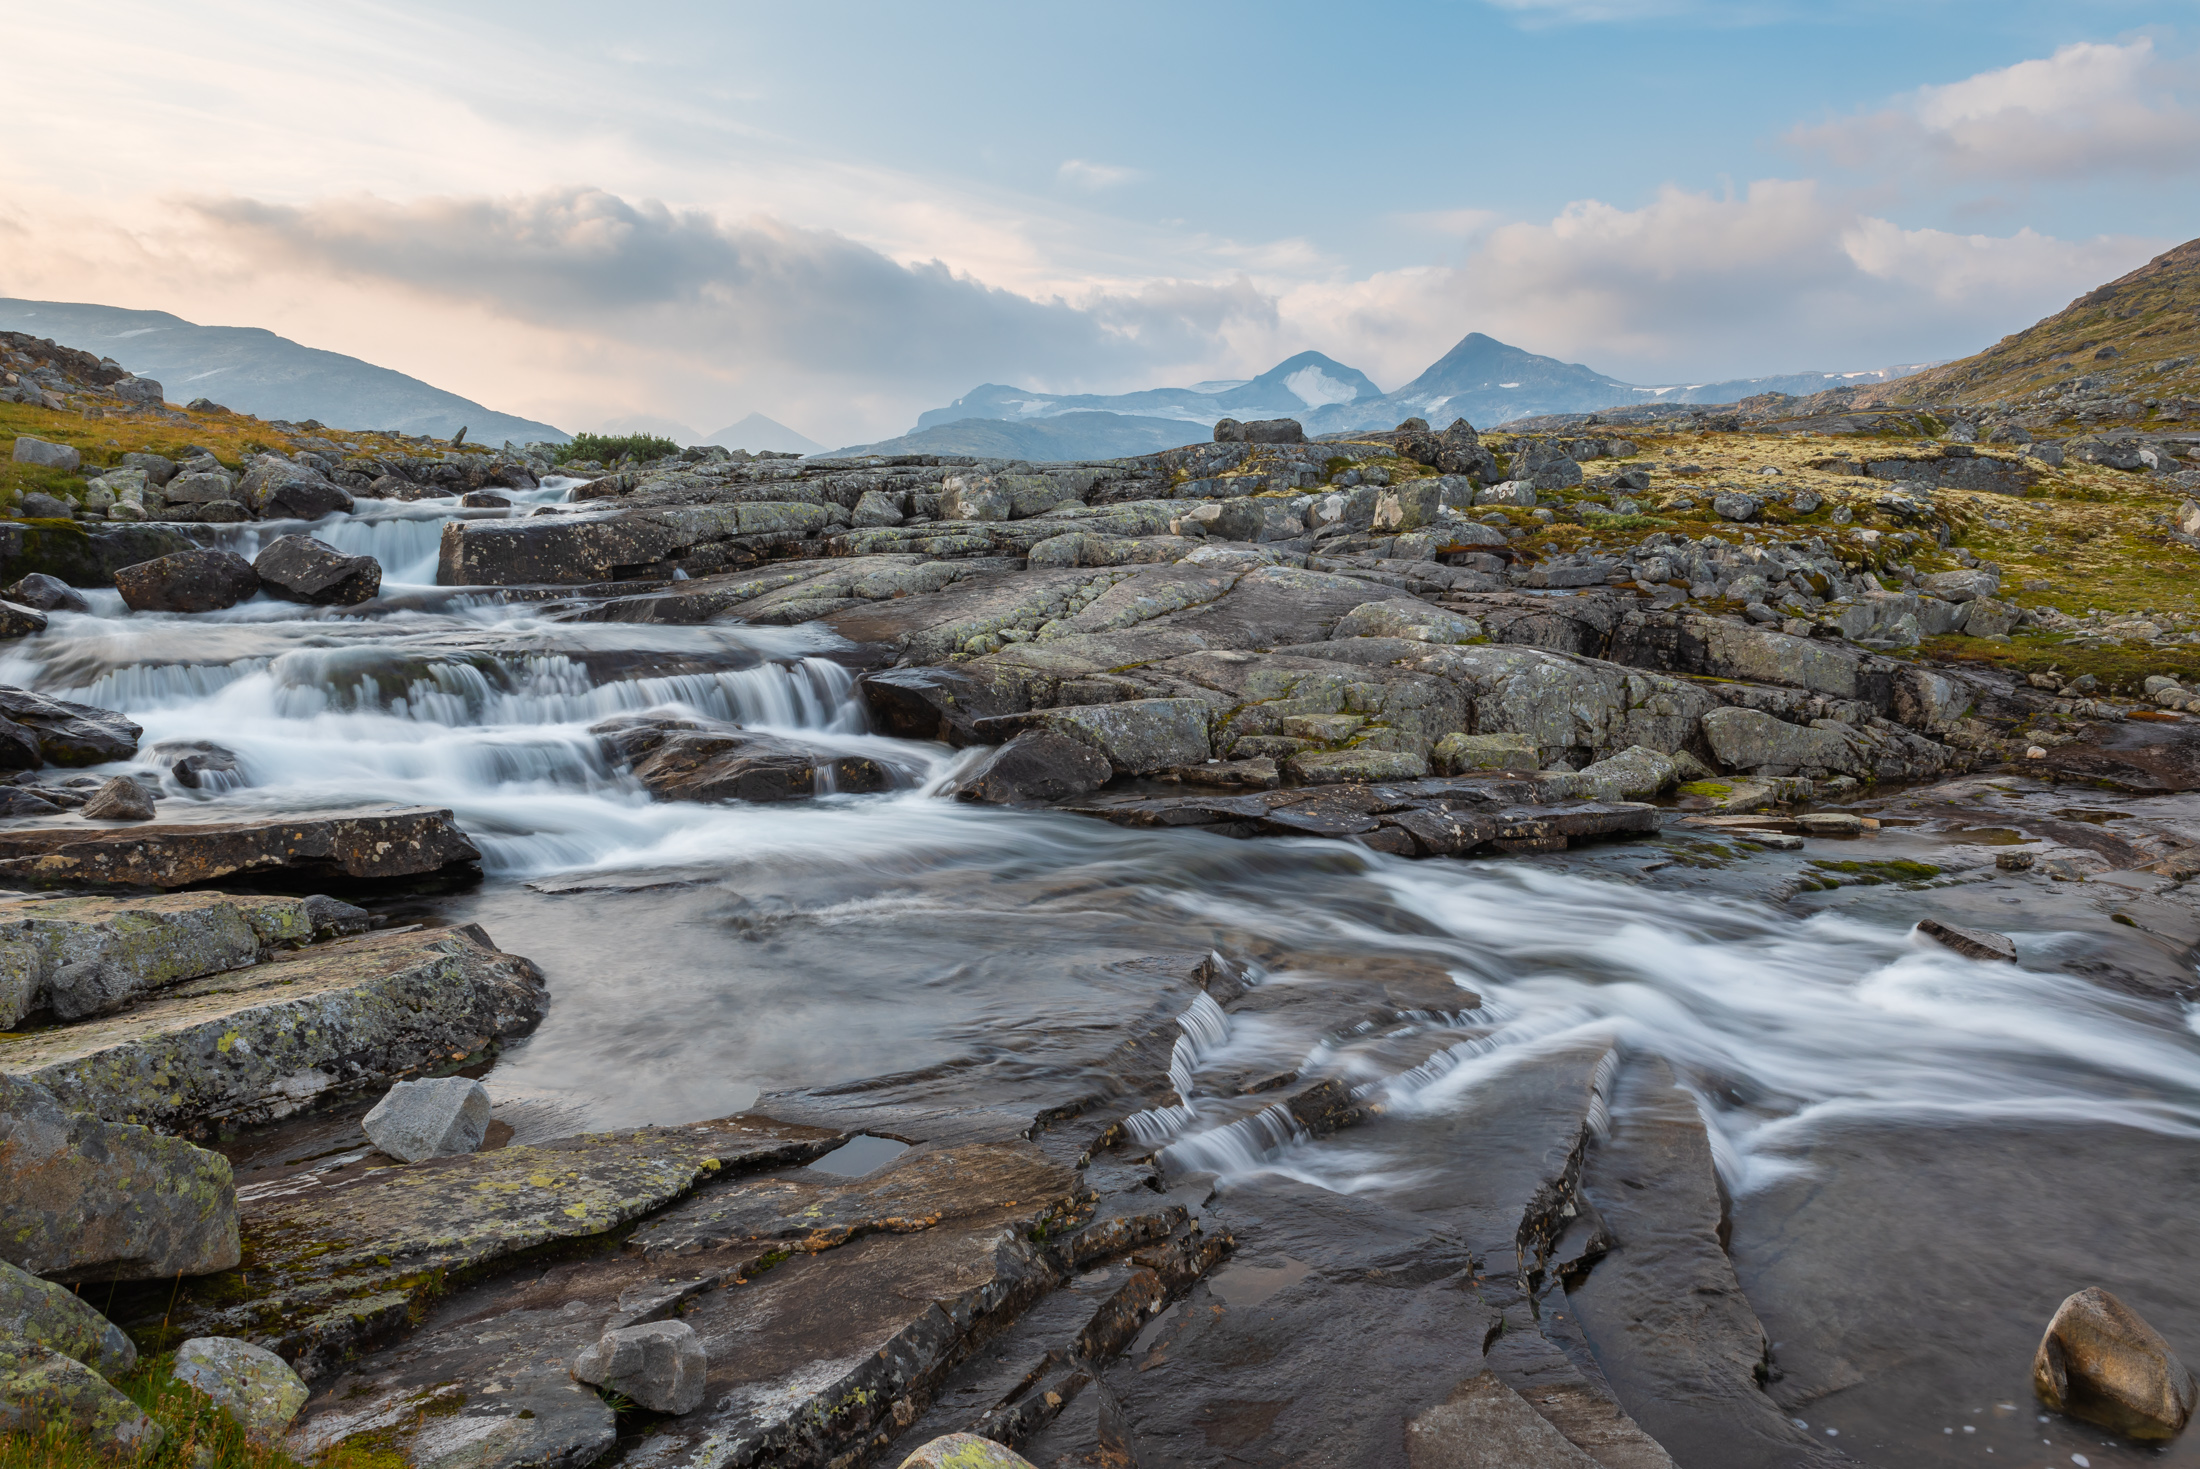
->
<box><xmin>1677</xmin><ymin>781</ymin><xmax>1734</xmax><ymax>798</ymax></box>
<box><xmin>1809</xmin><ymin>859</ymin><xmax>1943</xmax><ymax>881</ymax></box>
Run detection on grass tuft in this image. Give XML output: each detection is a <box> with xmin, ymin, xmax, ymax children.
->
<box><xmin>0</xmin><ymin>1356</ymin><xmax>393</xmax><ymax>1469</ymax></box>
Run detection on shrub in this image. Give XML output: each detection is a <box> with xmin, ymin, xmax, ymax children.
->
<box><xmin>549</xmin><ymin>433</ymin><xmax>680</xmax><ymax>467</ymax></box>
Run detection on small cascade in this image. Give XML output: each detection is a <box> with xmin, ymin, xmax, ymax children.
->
<box><xmin>1122</xmin><ymin>991</ymin><xmax>1234</xmax><ymax>1145</ymax></box>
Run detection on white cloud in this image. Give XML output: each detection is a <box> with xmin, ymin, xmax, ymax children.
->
<box><xmin>1792</xmin><ymin>39</ymin><xmax>2200</xmax><ymax>182</ymax></box>
<box><xmin>1057</xmin><ymin>160</ymin><xmax>1143</xmax><ymax>192</ymax></box>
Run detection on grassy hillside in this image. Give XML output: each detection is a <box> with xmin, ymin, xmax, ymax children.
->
<box><xmin>1865</xmin><ymin>237</ymin><xmax>2200</xmax><ymax>416</ymax></box>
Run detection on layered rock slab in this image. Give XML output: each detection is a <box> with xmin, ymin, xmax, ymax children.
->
<box><xmin>0</xmin><ymin>805</ymin><xmax>481</xmax><ymax>888</ymax></box>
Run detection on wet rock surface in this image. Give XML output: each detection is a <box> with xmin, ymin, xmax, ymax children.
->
<box><xmin>0</xmin><ymin>804</ymin><xmax>482</xmax><ymax>888</ymax></box>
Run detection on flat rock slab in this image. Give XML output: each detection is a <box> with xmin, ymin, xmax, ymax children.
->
<box><xmin>0</xmin><ymin>890</ymin><xmax>314</xmax><ymax>1028</ymax></box>
<box><xmin>178</xmin><ymin>1112</ymin><xmax>842</xmax><ymax>1381</ymax></box>
<box><xmin>0</xmin><ymin>806</ymin><xmax>481</xmax><ymax>889</ymax></box>
<box><xmin>2041</xmin><ymin>719</ymin><xmax>2200</xmax><ymax>793</ymax></box>
<box><xmin>0</xmin><ymin>926</ymin><xmax>545</xmax><ymax>1135</ymax></box>
<box><xmin>1059</xmin><ymin>778</ymin><xmax>1657</xmax><ymax>858</ymax></box>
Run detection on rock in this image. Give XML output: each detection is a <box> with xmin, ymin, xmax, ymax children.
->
<box><xmin>153</xmin><ymin>739</ymin><xmax>241</xmax><ymax>790</ymax></box>
<box><xmin>1963</xmin><ymin>596</ymin><xmax>2020</xmax><ymax>638</ymax></box>
<box><xmin>852</xmin><ymin>489</ymin><xmax>904</xmax><ymax>527</ymax></box>
<box><xmin>114</xmin><ymin>548</ymin><xmax>259</xmax><ymax>613</ymax></box>
<box><xmin>0</xmin><ymin>687</ymin><xmax>138</xmax><ymax>767</ymax></box>
<box><xmin>898</xmin><ymin>1434</ymin><xmax>1038</xmax><ymax>1469</ymax></box>
<box><xmin>0</xmin><ymin>573</ymin><xmax>90</xmax><ymax>613</ymax></box>
<box><xmin>1404</xmin><ymin>1371</ymin><xmax>1600</xmax><ymax>1468</ymax></box>
<box><xmin>0</xmin><ymin>806</ymin><xmax>481</xmax><ymax>890</ymax></box>
<box><xmin>119</xmin><ymin>453</ymin><xmax>176</xmax><ymax>486</ymax></box>
<box><xmin>981</xmin><ymin>698</ymin><xmax>1212</xmax><ymax>775</ymax></box>
<box><xmin>859</xmin><ymin>667</ymin><xmax>1018</xmax><ymax>746</ymax></box>
<box><xmin>0</xmin><ymin>1260</ymin><xmax>137</xmax><ymax>1376</ymax></box>
<box><xmin>2033</xmin><ymin>1287</ymin><xmax>2196</xmax><ymax>1439</ymax></box>
<box><xmin>940</xmin><ymin>475</ymin><xmax>1011</xmax><ymax>521</ymax></box>
<box><xmin>264</xmin><ymin>479</ymin><xmax>356</xmax><ymax>520</ymax></box>
<box><xmin>251</xmin><ymin>535</ymin><xmax>381</xmax><ymax>606</ymax></box>
<box><xmin>1509</xmin><ymin>440</ymin><xmax>1583</xmax><ymax>490</ymax></box>
<box><xmin>1287</xmin><ymin>748</ymin><xmax>1429</xmax><ymax>784</ymax></box>
<box><xmin>955</xmin><ymin>732</ymin><xmax>1113</xmax><ymax>805</ymax></box>
<box><xmin>1475</xmin><ymin>480</ymin><xmax>1538</xmax><ymax>508</ymax></box>
<box><xmin>459</xmin><ymin>491</ymin><xmax>510</xmax><ymax>510</ymax></box>
<box><xmin>0</xmin><ymin>890</ymin><xmax>309</xmax><ymax>1027</ymax></box>
<box><xmin>10</xmin><ymin>437</ymin><xmax>80</xmax><ymax>472</ymax></box>
<box><xmin>1371</xmin><ymin>483</ymin><xmax>1443</xmax><ymax>533</ymax></box>
<box><xmin>362</xmin><ymin>1077</ymin><xmax>492</xmax><ymax>1163</ymax></box>
<box><xmin>609</xmin><ymin>723</ymin><xmax>894</xmax><ymax>803</ymax></box>
<box><xmin>438</xmin><ymin>502</ymin><xmax>835</xmax><ymax>586</ymax></box>
<box><xmin>571</xmin><ymin>1320</ymin><xmax>708</xmax><ymax>1414</ymax></box>
<box><xmin>79</xmin><ymin>775</ymin><xmax>156</xmax><ymax>822</ymax></box>
<box><xmin>1711</xmin><ymin>491</ymin><xmax>1760</xmax><ymax>522</ymax></box>
<box><xmin>0</xmin><ymin>1073</ymin><xmax>240</xmax><ymax>1279</ymax></box>
<box><xmin>0</xmin><ymin>1340</ymin><xmax>162</xmax><ymax>1454</ymax></box>
<box><xmin>1213</xmin><ymin>418</ymin><xmax>1246</xmax><ymax>442</ymax></box>
<box><xmin>2</xmin><ymin>925</ymin><xmax>544</xmax><ymax>1137</ymax></box>
<box><xmin>1573</xmin><ymin>744</ymin><xmax>1677</xmax><ymax>801</ymax></box>
<box><xmin>13</xmin><ymin>494</ymin><xmax>72</xmax><ymax>521</ymax></box>
<box><xmin>1915</xmin><ymin>917</ymin><xmax>2017</xmax><ymax>962</ymax></box>
<box><xmin>173</xmin><ymin>1337</ymin><xmax>309</xmax><ymax>1435</ymax></box>
<box><xmin>1332</xmin><ymin>598</ymin><xmax>1483</xmax><ymax>644</ymax></box>
<box><xmin>0</xmin><ymin>600</ymin><xmax>46</xmax><ymax>641</ymax></box>
<box><xmin>1917</xmin><ymin>568</ymin><xmax>1999</xmax><ymax>602</ymax></box>
<box><xmin>1432</xmin><ymin>732</ymin><xmax>1538</xmax><ymax>773</ymax></box>
<box><xmin>302</xmin><ymin>894</ymin><xmax>372</xmax><ymax>939</ymax></box>
<box><xmin>1699</xmin><ymin>706</ymin><xmax>1863</xmax><ymax>776</ymax></box>
<box><xmin>163</xmin><ymin>470</ymin><xmax>238</xmax><ymax>505</ymax></box>
<box><xmin>1214</xmin><ymin>418</ymin><xmax>1303</xmax><ymax>444</ymax></box>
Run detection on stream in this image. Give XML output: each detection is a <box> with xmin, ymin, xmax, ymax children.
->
<box><xmin>8</xmin><ymin>485</ymin><xmax>2199</xmax><ymax>1467</ymax></box>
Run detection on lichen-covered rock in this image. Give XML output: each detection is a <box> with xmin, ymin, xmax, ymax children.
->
<box><xmin>173</xmin><ymin>1337</ymin><xmax>309</xmax><ymax>1434</ymax></box>
<box><xmin>1700</xmin><ymin>706</ymin><xmax>1864</xmax><ymax>775</ymax></box>
<box><xmin>0</xmin><ymin>1072</ymin><xmax>240</xmax><ymax>1280</ymax></box>
<box><xmin>1332</xmin><ymin>598</ymin><xmax>1484</xmax><ymax>645</ymax></box>
<box><xmin>571</xmin><ymin>1319</ymin><xmax>707</xmax><ymax>1414</ymax></box>
<box><xmin>898</xmin><ymin>1433</ymin><xmax>1040</xmax><ymax>1469</ymax></box>
<box><xmin>0</xmin><ymin>806</ymin><xmax>480</xmax><ymax>889</ymax></box>
<box><xmin>985</xmin><ymin>698</ymin><xmax>1212</xmax><ymax>775</ymax></box>
<box><xmin>1573</xmin><ymin>744</ymin><xmax>1679</xmax><ymax>801</ymax></box>
<box><xmin>1432</xmin><ymin>732</ymin><xmax>1538</xmax><ymax>773</ymax></box>
<box><xmin>0</xmin><ymin>1340</ymin><xmax>162</xmax><ymax>1454</ymax></box>
<box><xmin>0</xmin><ymin>1259</ymin><xmax>138</xmax><ymax>1376</ymax></box>
<box><xmin>2033</xmin><ymin>1287</ymin><xmax>2196</xmax><ymax>1439</ymax></box>
<box><xmin>0</xmin><ymin>926</ymin><xmax>546</xmax><ymax>1135</ymax></box>
<box><xmin>362</xmin><ymin>1077</ymin><xmax>491</xmax><ymax>1162</ymax></box>
<box><xmin>79</xmin><ymin>775</ymin><xmax>155</xmax><ymax>822</ymax></box>
<box><xmin>0</xmin><ymin>891</ymin><xmax>310</xmax><ymax>1028</ymax></box>
<box><xmin>1287</xmin><ymin>748</ymin><xmax>1430</xmax><ymax>784</ymax></box>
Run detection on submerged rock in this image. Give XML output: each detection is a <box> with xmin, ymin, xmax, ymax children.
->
<box><xmin>0</xmin><ymin>1073</ymin><xmax>241</xmax><ymax>1280</ymax></box>
<box><xmin>173</xmin><ymin>1337</ymin><xmax>309</xmax><ymax>1435</ymax></box>
<box><xmin>571</xmin><ymin>1319</ymin><xmax>708</xmax><ymax>1414</ymax></box>
<box><xmin>362</xmin><ymin>1076</ymin><xmax>492</xmax><ymax>1163</ymax></box>
<box><xmin>113</xmin><ymin>547</ymin><xmax>260</xmax><ymax>612</ymax></box>
<box><xmin>2033</xmin><ymin>1286</ymin><xmax>2197</xmax><ymax>1439</ymax></box>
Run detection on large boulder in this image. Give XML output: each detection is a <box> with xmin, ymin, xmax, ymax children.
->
<box><xmin>0</xmin><ymin>1260</ymin><xmax>137</xmax><ymax>1377</ymax></box>
<box><xmin>0</xmin><ymin>1073</ymin><xmax>240</xmax><ymax>1280</ymax></box>
<box><xmin>238</xmin><ymin>457</ymin><xmax>355</xmax><ymax>519</ymax></box>
<box><xmin>0</xmin><ymin>601</ymin><xmax>46</xmax><ymax>641</ymax></box>
<box><xmin>114</xmin><ymin>548</ymin><xmax>259</xmax><ymax>612</ymax></box>
<box><xmin>858</xmin><ymin>667</ymin><xmax>1020</xmax><ymax>746</ymax></box>
<box><xmin>2034</xmin><ymin>1287</ymin><xmax>2196</xmax><ymax>1440</ymax></box>
<box><xmin>0</xmin><ymin>574</ymin><xmax>89</xmax><ymax>614</ymax></box>
<box><xmin>1699</xmin><ymin>706</ymin><xmax>1863</xmax><ymax>775</ymax></box>
<box><xmin>1572</xmin><ymin>744</ymin><xmax>1678</xmax><ymax>800</ymax></box>
<box><xmin>939</xmin><ymin>475</ymin><xmax>1010</xmax><ymax>522</ymax></box>
<box><xmin>0</xmin><ymin>687</ymin><xmax>139</xmax><ymax>767</ymax></box>
<box><xmin>571</xmin><ymin>1320</ymin><xmax>708</xmax><ymax>1415</ymax></box>
<box><xmin>362</xmin><ymin>1077</ymin><xmax>491</xmax><ymax>1162</ymax></box>
<box><xmin>1332</xmin><ymin>599</ymin><xmax>1483</xmax><ymax>645</ymax></box>
<box><xmin>954</xmin><ymin>732</ymin><xmax>1112</xmax><ymax>804</ymax></box>
<box><xmin>252</xmin><ymin>535</ymin><xmax>381</xmax><ymax>606</ymax></box>
<box><xmin>1213</xmin><ymin>417</ymin><xmax>1304</xmax><ymax>444</ymax></box>
<box><xmin>173</xmin><ymin>1337</ymin><xmax>310</xmax><ymax>1434</ymax></box>
<box><xmin>10</xmin><ymin>437</ymin><xmax>80</xmax><ymax>472</ymax></box>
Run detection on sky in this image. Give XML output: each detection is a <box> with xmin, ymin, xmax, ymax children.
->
<box><xmin>2</xmin><ymin>0</ymin><xmax>2195</xmax><ymax>446</ymax></box>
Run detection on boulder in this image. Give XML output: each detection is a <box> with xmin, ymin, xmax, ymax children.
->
<box><xmin>851</xmin><ymin>490</ymin><xmax>904</xmax><ymax>527</ymax></box>
<box><xmin>1712</xmin><ymin>492</ymin><xmax>1760</xmax><ymax>522</ymax></box>
<box><xmin>1700</xmin><ymin>706</ymin><xmax>1862</xmax><ymax>775</ymax></box>
<box><xmin>11</xmin><ymin>491</ymin><xmax>68</xmax><ymax>521</ymax></box>
<box><xmin>2033</xmin><ymin>1287</ymin><xmax>2196</xmax><ymax>1440</ymax></box>
<box><xmin>0</xmin><ymin>806</ymin><xmax>481</xmax><ymax>890</ymax></box>
<box><xmin>1963</xmin><ymin>596</ymin><xmax>2020</xmax><ymax>638</ymax></box>
<box><xmin>459</xmin><ymin>491</ymin><xmax>510</xmax><ymax>509</ymax></box>
<box><xmin>252</xmin><ymin>535</ymin><xmax>381</xmax><ymax>606</ymax></box>
<box><xmin>0</xmin><ymin>601</ymin><xmax>47</xmax><ymax>640</ymax></box>
<box><xmin>1509</xmin><ymin>440</ymin><xmax>1582</xmax><ymax>490</ymax></box>
<box><xmin>981</xmin><ymin>698</ymin><xmax>1212</xmax><ymax>775</ymax></box>
<box><xmin>954</xmin><ymin>732</ymin><xmax>1113</xmax><ymax>805</ymax></box>
<box><xmin>0</xmin><ymin>1340</ymin><xmax>162</xmax><ymax>1454</ymax></box>
<box><xmin>0</xmin><ymin>890</ymin><xmax>308</xmax><ymax>1027</ymax></box>
<box><xmin>119</xmin><ymin>453</ymin><xmax>176</xmax><ymax>485</ymax></box>
<box><xmin>607</xmin><ymin>723</ymin><xmax>894</xmax><ymax>804</ymax></box>
<box><xmin>0</xmin><ymin>1073</ymin><xmax>240</xmax><ymax>1279</ymax></box>
<box><xmin>172</xmin><ymin>1337</ymin><xmax>310</xmax><ymax>1434</ymax></box>
<box><xmin>1370</xmin><ymin>483</ymin><xmax>1443</xmax><ymax>533</ymax></box>
<box><xmin>1287</xmin><ymin>748</ymin><xmax>1429</xmax><ymax>784</ymax></box>
<box><xmin>940</xmin><ymin>475</ymin><xmax>1011</xmax><ymax>521</ymax></box>
<box><xmin>163</xmin><ymin>470</ymin><xmax>238</xmax><ymax>504</ymax></box>
<box><xmin>1916</xmin><ymin>568</ymin><xmax>1999</xmax><ymax>602</ymax></box>
<box><xmin>153</xmin><ymin>739</ymin><xmax>241</xmax><ymax>789</ymax></box>
<box><xmin>1432</xmin><ymin>732</ymin><xmax>1538</xmax><ymax>773</ymax></box>
<box><xmin>1573</xmin><ymin>744</ymin><xmax>1678</xmax><ymax>801</ymax></box>
<box><xmin>362</xmin><ymin>1077</ymin><xmax>492</xmax><ymax>1163</ymax></box>
<box><xmin>1214</xmin><ymin>417</ymin><xmax>1305</xmax><ymax>445</ymax></box>
<box><xmin>0</xmin><ymin>687</ymin><xmax>139</xmax><ymax>766</ymax></box>
<box><xmin>10</xmin><ymin>437</ymin><xmax>80</xmax><ymax>472</ymax></box>
<box><xmin>1475</xmin><ymin>480</ymin><xmax>1538</xmax><ymax>508</ymax></box>
<box><xmin>114</xmin><ymin>548</ymin><xmax>259</xmax><ymax>613</ymax></box>
<box><xmin>858</xmin><ymin>667</ymin><xmax>1019</xmax><ymax>746</ymax></box>
<box><xmin>1914</xmin><ymin>918</ymin><xmax>2015</xmax><ymax>962</ymax></box>
<box><xmin>0</xmin><ymin>573</ymin><xmax>90</xmax><ymax>613</ymax></box>
<box><xmin>79</xmin><ymin>775</ymin><xmax>155</xmax><ymax>822</ymax></box>
<box><xmin>1332</xmin><ymin>599</ymin><xmax>1483</xmax><ymax>644</ymax></box>
<box><xmin>898</xmin><ymin>1434</ymin><xmax>1039</xmax><ymax>1469</ymax></box>
<box><xmin>264</xmin><ymin>479</ymin><xmax>356</xmax><ymax>520</ymax></box>
<box><xmin>303</xmin><ymin>894</ymin><xmax>372</xmax><ymax>939</ymax></box>
<box><xmin>0</xmin><ymin>1260</ymin><xmax>137</xmax><ymax>1377</ymax></box>
<box><xmin>571</xmin><ymin>1320</ymin><xmax>708</xmax><ymax>1415</ymax></box>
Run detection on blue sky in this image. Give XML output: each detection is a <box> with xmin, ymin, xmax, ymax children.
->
<box><xmin>3</xmin><ymin>0</ymin><xmax>2193</xmax><ymax>442</ymax></box>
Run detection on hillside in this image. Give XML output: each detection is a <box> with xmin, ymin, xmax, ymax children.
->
<box><xmin>0</xmin><ymin>299</ymin><xmax>569</xmax><ymax>444</ymax></box>
<box><xmin>1863</xmin><ymin>237</ymin><xmax>2200</xmax><ymax>419</ymax></box>
<box><xmin>830</xmin><ymin>410</ymin><xmax>1201</xmax><ymax>460</ymax></box>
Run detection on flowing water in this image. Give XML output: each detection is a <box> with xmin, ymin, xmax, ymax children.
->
<box><xmin>14</xmin><ymin>485</ymin><xmax>2200</xmax><ymax>1465</ymax></box>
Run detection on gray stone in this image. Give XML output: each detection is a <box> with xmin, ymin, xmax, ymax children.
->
<box><xmin>1963</xmin><ymin>596</ymin><xmax>2020</xmax><ymax>638</ymax></box>
<box><xmin>571</xmin><ymin>1319</ymin><xmax>708</xmax><ymax>1415</ymax></box>
<box><xmin>173</xmin><ymin>1337</ymin><xmax>309</xmax><ymax>1434</ymax></box>
<box><xmin>302</xmin><ymin>894</ymin><xmax>372</xmax><ymax>940</ymax></box>
<box><xmin>252</xmin><ymin>535</ymin><xmax>381</xmax><ymax>606</ymax></box>
<box><xmin>119</xmin><ymin>452</ymin><xmax>176</xmax><ymax>485</ymax></box>
<box><xmin>79</xmin><ymin>776</ymin><xmax>155</xmax><ymax>822</ymax></box>
<box><xmin>163</xmin><ymin>470</ymin><xmax>238</xmax><ymax>504</ymax></box>
<box><xmin>9</xmin><ymin>438</ymin><xmax>79</xmax><ymax>472</ymax></box>
<box><xmin>1915</xmin><ymin>918</ymin><xmax>2017</xmax><ymax>963</ymax></box>
<box><xmin>0</xmin><ymin>1072</ymin><xmax>241</xmax><ymax>1280</ymax></box>
<box><xmin>1331</xmin><ymin>599</ymin><xmax>1484</xmax><ymax>645</ymax></box>
<box><xmin>1431</xmin><ymin>732</ymin><xmax>1538</xmax><ymax>774</ymax></box>
<box><xmin>0</xmin><ymin>1340</ymin><xmax>162</xmax><ymax>1453</ymax></box>
<box><xmin>1509</xmin><ymin>440</ymin><xmax>1583</xmax><ymax>491</ymax></box>
<box><xmin>851</xmin><ymin>490</ymin><xmax>904</xmax><ymax>527</ymax></box>
<box><xmin>1</xmin><ymin>573</ymin><xmax>90</xmax><ymax>614</ymax></box>
<box><xmin>940</xmin><ymin>475</ymin><xmax>1010</xmax><ymax>521</ymax></box>
<box><xmin>984</xmin><ymin>698</ymin><xmax>1212</xmax><ymax>775</ymax></box>
<box><xmin>1699</xmin><ymin>706</ymin><xmax>1861</xmax><ymax>775</ymax></box>
<box><xmin>0</xmin><ymin>601</ymin><xmax>48</xmax><ymax>641</ymax></box>
<box><xmin>1370</xmin><ymin>483</ymin><xmax>1442</xmax><ymax>533</ymax></box>
<box><xmin>1403</xmin><ymin>1371</ymin><xmax>1599</xmax><ymax>1468</ymax></box>
<box><xmin>1287</xmin><ymin>748</ymin><xmax>1429</xmax><ymax>784</ymax></box>
<box><xmin>1573</xmin><ymin>744</ymin><xmax>1677</xmax><ymax>801</ymax></box>
<box><xmin>361</xmin><ymin>1076</ymin><xmax>492</xmax><ymax>1163</ymax></box>
<box><xmin>114</xmin><ymin>548</ymin><xmax>259</xmax><ymax>613</ymax></box>
<box><xmin>1474</xmin><ymin>480</ymin><xmax>1538</xmax><ymax>508</ymax></box>
<box><xmin>15</xmin><ymin>492</ymin><xmax>74</xmax><ymax>520</ymax></box>
<box><xmin>0</xmin><ymin>1260</ymin><xmax>137</xmax><ymax>1378</ymax></box>
<box><xmin>897</xmin><ymin>1434</ymin><xmax>1039</xmax><ymax>1469</ymax></box>
<box><xmin>2033</xmin><ymin>1287</ymin><xmax>2196</xmax><ymax>1440</ymax></box>
<box><xmin>1711</xmin><ymin>492</ymin><xmax>1759</xmax><ymax>522</ymax></box>
<box><xmin>1916</xmin><ymin>568</ymin><xmax>1999</xmax><ymax>602</ymax></box>
<box><xmin>954</xmin><ymin>732</ymin><xmax>1112</xmax><ymax>805</ymax></box>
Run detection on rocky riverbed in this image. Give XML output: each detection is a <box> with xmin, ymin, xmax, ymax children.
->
<box><xmin>2</xmin><ymin>415</ymin><xmax>2198</xmax><ymax>1468</ymax></box>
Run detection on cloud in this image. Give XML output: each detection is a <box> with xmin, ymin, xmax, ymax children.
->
<box><xmin>1791</xmin><ymin>40</ymin><xmax>2200</xmax><ymax>182</ymax></box>
<box><xmin>1057</xmin><ymin>160</ymin><xmax>1143</xmax><ymax>192</ymax></box>
<box><xmin>1273</xmin><ymin>179</ymin><xmax>2162</xmax><ymax>385</ymax></box>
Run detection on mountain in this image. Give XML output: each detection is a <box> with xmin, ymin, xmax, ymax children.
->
<box><xmin>0</xmin><ymin>298</ymin><xmax>569</xmax><ymax>443</ymax></box>
<box><xmin>830</xmin><ymin>412</ymin><xmax>1204</xmax><ymax>461</ymax></box>
<box><xmin>912</xmin><ymin>350</ymin><xmax>1381</xmax><ymax>435</ymax></box>
<box><xmin>706</xmin><ymin>413</ymin><xmax>825</xmax><ymax>455</ymax></box>
<box><xmin>600</xmin><ymin>414</ymin><xmax>703</xmax><ymax>441</ymax></box>
<box><xmin>1860</xmin><ymin>236</ymin><xmax>2200</xmax><ymax>411</ymax></box>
